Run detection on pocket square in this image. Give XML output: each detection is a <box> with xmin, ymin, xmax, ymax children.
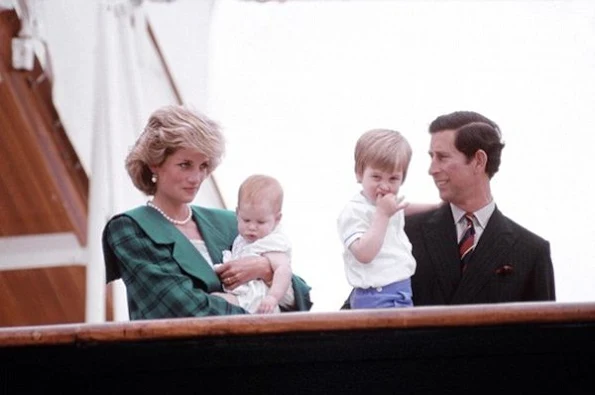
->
<box><xmin>495</xmin><ymin>264</ymin><xmax>514</xmax><ymax>275</ymax></box>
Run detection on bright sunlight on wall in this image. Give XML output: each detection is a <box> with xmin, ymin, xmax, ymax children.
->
<box><xmin>207</xmin><ymin>1</ymin><xmax>595</xmax><ymax>312</ymax></box>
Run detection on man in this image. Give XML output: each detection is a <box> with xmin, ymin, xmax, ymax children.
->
<box><xmin>405</xmin><ymin>111</ymin><xmax>556</xmax><ymax>305</ymax></box>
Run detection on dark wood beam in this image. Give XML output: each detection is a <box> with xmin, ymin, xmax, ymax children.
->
<box><xmin>0</xmin><ymin>302</ymin><xmax>594</xmax><ymax>393</ymax></box>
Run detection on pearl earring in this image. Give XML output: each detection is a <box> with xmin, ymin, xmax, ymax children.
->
<box><xmin>151</xmin><ymin>174</ymin><xmax>157</xmax><ymax>183</ymax></box>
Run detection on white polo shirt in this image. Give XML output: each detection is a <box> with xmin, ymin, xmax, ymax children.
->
<box><xmin>337</xmin><ymin>192</ymin><xmax>416</xmax><ymax>289</ymax></box>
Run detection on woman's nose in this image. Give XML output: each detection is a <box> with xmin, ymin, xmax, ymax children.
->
<box><xmin>188</xmin><ymin>169</ymin><xmax>205</xmax><ymax>183</ymax></box>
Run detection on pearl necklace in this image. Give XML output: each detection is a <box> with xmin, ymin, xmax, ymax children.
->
<box><xmin>147</xmin><ymin>201</ymin><xmax>192</xmax><ymax>225</ymax></box>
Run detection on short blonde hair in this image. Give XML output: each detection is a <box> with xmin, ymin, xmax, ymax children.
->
<box><xmin>237</xmin><ymin>174</ymin><xmax>284</xmax><ymax>214</ymax></box>
<box><xmin>126</xmin><ymin>105</ymin><xmax>225</xmax><ymax>195</ymax></box>
<box><xmin>354</xmin><ymin>129</ymin><xmax>412</xmax><ymax>182</ymax></box>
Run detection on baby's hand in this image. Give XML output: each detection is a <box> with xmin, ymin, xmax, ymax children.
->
<box><xmin>376</xmin><ymin>194</ymin><xmax>409</xmax><ymax>217</ymax></box>
<box><xmin>256</xmin><ymin>295</ymin><xmax>278</xmax><ymax>314</ymax></box>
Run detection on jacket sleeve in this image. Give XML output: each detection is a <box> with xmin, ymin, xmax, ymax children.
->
<box><xmin>103</xmin><ymin>215</ymin><xmax>248</xmax><ymax>319</ymax></box>
<box><xmin>526</xmin><ymin>240</ymin><xmax>556</xmax><ymax>301</ymax></box>
<box><xmin>282</xmin><ymin>274</ymin><xmax>313</xmax><ymax>312</ymax></box>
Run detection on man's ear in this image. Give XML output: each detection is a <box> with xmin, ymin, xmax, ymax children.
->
<box><xmin>276</xmin><ymin>212</ymin><xmax>283</xmax><ymax>224</ymax></box>
<box><xmin>474</xmin><ymin>149</ymin><xmax>488</xmax><ymax>173</ymax></box>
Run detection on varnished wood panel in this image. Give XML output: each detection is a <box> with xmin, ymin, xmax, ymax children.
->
<box><xmin>0</xmin><ymin>266</ymin><xmax>86</xmax><ymax>327</ymax></box>
<box><xmin>0</xmin><ymin>10</ymin><xmax>88</xmax><ymax>243</ymax></box>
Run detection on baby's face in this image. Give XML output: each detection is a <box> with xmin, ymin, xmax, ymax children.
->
<box><xmin>236</xmin><ymin>201</ymin><xmax>280</xmax><ymax>243</ymax></box>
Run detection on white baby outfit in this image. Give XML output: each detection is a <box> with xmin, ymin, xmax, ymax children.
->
<box><xmin>220</xmin><ymin>227</ymin><xmax>292</xmax><ymax>313</ymax></box>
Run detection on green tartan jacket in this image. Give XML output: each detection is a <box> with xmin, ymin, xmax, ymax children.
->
<box><xmin>102</xmin><ymin>205</ymin><xmax>312</xmax><ymax>320</ymax></box>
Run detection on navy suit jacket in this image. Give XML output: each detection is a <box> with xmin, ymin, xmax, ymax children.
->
<box><xmin>405</xmin><ymin>204</ymin><xmax>556</xmax><ymax>305</ymax></box>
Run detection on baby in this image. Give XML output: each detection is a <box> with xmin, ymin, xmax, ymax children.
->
<box><xmin>213</xmin><ymin>174</ymin><xmax>293</xmax><ymax>313</ymax></box>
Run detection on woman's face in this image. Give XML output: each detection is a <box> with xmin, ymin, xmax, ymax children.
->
<box><xmin>152</xmin><ymin>148</ymin><xmax>212</xmax><ymax>205</ymax></box>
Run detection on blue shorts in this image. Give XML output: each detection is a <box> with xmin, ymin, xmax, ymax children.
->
<box><xmin>350</xmin><ymin>278</ymin><xmax>413</xmax><ymax>309</ymax></box>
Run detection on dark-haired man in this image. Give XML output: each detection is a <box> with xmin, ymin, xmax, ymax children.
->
<box><xmin>405</xmin><ymin>111</ymin><xmax>555</xmax><ymax>305</ymax></box>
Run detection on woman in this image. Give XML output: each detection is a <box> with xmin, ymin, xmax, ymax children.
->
<box><xmin>102</xmin><ymin>105</ymin><xmax>312</xmax><ymax>319</ymax></box>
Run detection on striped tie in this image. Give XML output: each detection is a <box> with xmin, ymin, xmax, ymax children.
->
<box><xmin>459</xmin><ymin>213</ymin><xmax>475</xmax><ymax>272</ymax></box>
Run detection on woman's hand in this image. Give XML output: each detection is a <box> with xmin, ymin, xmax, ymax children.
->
<box><xmin>215</xmin><ymin>255</ymin><xmax>273</xmax><ymax>290</ymax></box>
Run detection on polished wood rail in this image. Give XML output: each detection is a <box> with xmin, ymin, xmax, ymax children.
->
<box><xmin>0</xmin><ymin>301</ymin><xmax>593</xmax><ymax>346</ymax></box>
<box><xmin>1</xmin><ymin>302</ymin><xmax>594</xmax><ymax>393</ymax></box>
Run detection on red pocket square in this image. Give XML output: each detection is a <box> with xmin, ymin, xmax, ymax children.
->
<box><xmin>495</xmin><ymin>264</ymin><xmax>514</xmax><ymax>275</ymax></box>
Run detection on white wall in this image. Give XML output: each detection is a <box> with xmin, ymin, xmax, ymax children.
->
<box><xmin>206</xmin><ymin>0</ymin><xmax>595</xmax><ymax>311</ymax></box>
<box><xmin>19</xmin><ymin>0</ymin><xmax>595</xmax><ymax>314</ymax></box>
<box><xmin>32</xmin><ymin>0</ymin><xmax>178</xmax><ymax>176</ymax></box>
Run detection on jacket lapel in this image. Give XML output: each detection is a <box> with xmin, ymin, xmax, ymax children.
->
<box><xmin>126</xmin><ymin>206</ymin><xmax>220</xmax><ymax>289</ymax></box>
<box><xmin>422</xmin><ymin>205</ymin><xmax>461</xmax><ymax>302</ymax></box>
<box><xmin>192</xmin><ymin>206</ymin><xmax>237</xmax><ymax>266</ymax></box>
<box><xmin>451</xmin><ymin>207</ymin><xmax>516</xmax><ymax>303</ymax></box>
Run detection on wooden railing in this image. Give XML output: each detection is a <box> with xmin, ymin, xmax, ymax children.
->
<box><xmin>1</xmin><ymin>302</ymin><xmax>594</xmax><ymax>393</ymax></box>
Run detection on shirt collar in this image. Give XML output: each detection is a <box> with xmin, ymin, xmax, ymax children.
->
<box><xmin>450</xmin><ymin>200</ymin><xmax>496</xmax><ymax>229</ymax></box>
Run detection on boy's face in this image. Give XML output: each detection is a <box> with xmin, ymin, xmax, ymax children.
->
<box><xmin>357</xmin><ymin>166</ymin><xmax>404</xmax><ymax>204</ymax></box>
<box><xmin>236</xmin><ymin>201</ymin><xmax>281</xmax><ymax>243</ymax></box>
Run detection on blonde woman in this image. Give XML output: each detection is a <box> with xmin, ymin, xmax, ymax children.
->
<box><xmin>102</xmin><ymin>105</ymin><xmax>312</xmax><ymax>319</ymax></box>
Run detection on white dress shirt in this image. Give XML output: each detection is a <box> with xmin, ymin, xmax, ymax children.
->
<box><xmin>451</xmin><ymin>201</ymin><xmax>496</xmax><ymax>247</ymax></box>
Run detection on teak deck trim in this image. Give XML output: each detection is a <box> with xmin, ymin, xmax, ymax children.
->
<box><xmin>1</xmin><ymin>301</ymin><xmax>593</xmax><ymax>347</ymax></box>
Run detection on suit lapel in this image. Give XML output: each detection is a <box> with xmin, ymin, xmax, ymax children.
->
<box><xmin>422</xmin><ymin>205</ymin><xmax>461</xmax><ymax>301</ymax></box>
<box><xmin>451</xmin><ymin>208</ymin><xmax>516</xmax><ymax>303</ymax></box>
<box><xmin>126</xmin><ymin>206</ymin><xmax>220</xmax><ymax>289</ymax></box>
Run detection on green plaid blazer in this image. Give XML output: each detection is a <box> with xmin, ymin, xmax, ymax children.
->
<box><xmin>103</xmin><ymin>205</ymin><xmax>312</xmax><ymax>319</ymax></box>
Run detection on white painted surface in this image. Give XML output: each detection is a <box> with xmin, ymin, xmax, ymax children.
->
<box><xmin>2</xmin><ymin>0</ymin><xmax>594</xmax><ymax>317</ymax></box>
<box><xmin>207</xmin><ymin>1</ymin><xmax>595</xmax><ymax>311</ymax></box>
<box><xmin>0</xmin><ymin>233</ymin><xmax>85</xmax><ymax>269</ymax></box>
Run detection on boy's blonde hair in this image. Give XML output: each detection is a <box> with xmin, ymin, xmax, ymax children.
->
<box><xmin>354</xmin><ymin>129</ymin><xmax>412</xmax><ymax>182</ymax></box>
<box><xmin>238</xmin><ymin>174</ymin><xmax>284</xmax><ymax>213</ymax></box>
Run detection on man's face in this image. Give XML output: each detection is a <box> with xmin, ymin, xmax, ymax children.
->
<box><xmin>428</xmin><ymin>129</ymin><xmax>479</xmax><ymax>205</ymax></box>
